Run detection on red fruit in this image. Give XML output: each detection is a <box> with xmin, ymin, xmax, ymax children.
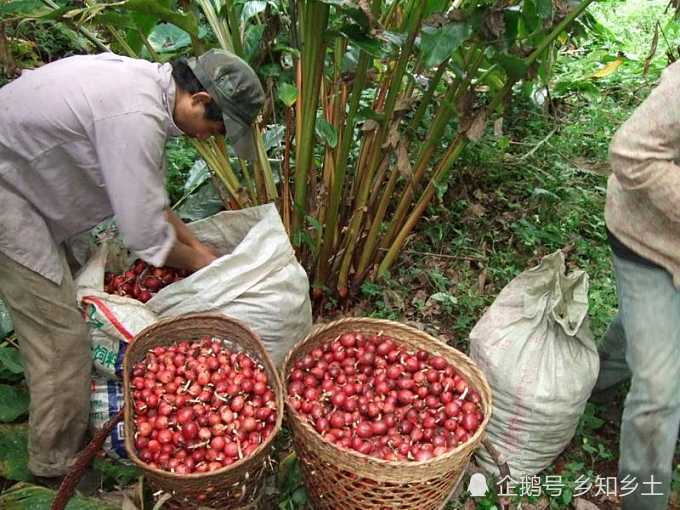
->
<box><xmin>142</xmin><ymin>276</ymin><xmax>162</xmax><ymax>292</ymax></box>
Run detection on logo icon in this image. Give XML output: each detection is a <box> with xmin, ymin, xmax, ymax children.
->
<box><xmin>468</xmin><ymin>472</ymin><xmax>489</xmax><ymax>497</ymax></box>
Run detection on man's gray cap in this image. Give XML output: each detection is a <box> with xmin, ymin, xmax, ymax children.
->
<box><xmin>187</xmin><ymin>49</ymin><xmax>265</xmax><ymax>160</ymax></box>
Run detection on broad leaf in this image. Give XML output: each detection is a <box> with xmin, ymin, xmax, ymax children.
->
<box><xmin>176</xmin><ymin>182</ymin><xmax>224</xmax><ymax>222</ymax></box>
<box><xmin>318</xmin><ymin>0</ymin><xmax>369</xmax><ymax>28</ymax></box>
<box><xmin>0</xmin><ymin>385</ymin><xmax>29</xmax><ymax>422</ymax></box>
<box><xmin>0</xmin><ymin>424</ymin><xmax>30</xmax><ymax>481</ymax></box>
<box><xmin>130</xmin><ymin>12</ymin><xmax>164</xmax><ymax>56</ymax></box>
<box><xmin>0</xmin><ymin>482</ymin><xmax>120</xmax><ymax>509</ymax></box>
<box><xmin>419</xmin><ymin>22</ymin><xmax>472</xmax><ymax>68</ymax></box>
<box><xmin>502</xmin><ymin>10</ymin><xmax>521</xmax><ymax>48</ymax></box>
<box><xmin>244</xmin><ymin>24</ymin><xmax>265</xmax><ymax>63</ymax></box>
<box><xmin>124</xmin><ymin>0</ymin><xmax>199</xmax><ymax>37</ymax></box>
<box><xmin>148</xmin><ymin>23</ymin><xmax>191</xmax><ymax>53</ymax></box>
<box><xmin>0</xmin><ymin>0</ymin><xmax>47</xmax><ymax>16</ymax></box>
<box><xmin>424</xmin><ymin>0</ymin><xmax>449</xmax><ymax>17</ymax></box>
<box><xmin>496</xmin><ymin>53</ymin><xmax>529</xmax><ymax>80</ymax></box>
<box><xmin>91</xmin><ymin>11</ymin><xmax>137</xmax><ymax>30</ymax></box>
<box><xmin>379</xmin><ymin>30</ymin><xmax>406</xmax><ymax>47</ymax></box>
<box><xmin>0</xmin><ymin>347</ymin><xmax>24</xmax><ymax>375</ymax></box>
<box><xmin>92</xmin><ymin>457</ymin><xmax>140</xmax><ymax>489</ymax></box>
<box><xmin>241</xmin><ymin>0</ymin><xmax>267</xmax><ymax>24</ymax></box>
<box><xmin>263</xmin><ymin>124</ymin><xmax>285</xmax><ymax>152</ymax></box>
<box><xmin>535</xmin><ymin>0</ymin><xmax>553</xmax><ymax>20</ymax></box>
<box><xmin>315</xmin><ymin>117</ymin><xmax>338</xmax><ymax>148</ymax></box>
<box><xmin>278</xmin><ymin>82</ymin><xmax>298</xmax><ymax>107</ymax></box>
<box><xmin>183</xmin><ymin>160</ymin><xmax>210</xmax><ymax>193</ymax></box>
<box><xmin>521</xmin><ymin>0</ymin><xmax>541</xmax><ymax>34</ymax></box>
<box><xmin>338</xmin><ymin>25</ymin><xmax>382</xmax><ymax>56</ymax></box>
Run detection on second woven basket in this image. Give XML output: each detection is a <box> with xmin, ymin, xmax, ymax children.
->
<box><xmin>283</xmin><ymin>317</ymin><xmax>493</xmax><ymax>510</ymax></box>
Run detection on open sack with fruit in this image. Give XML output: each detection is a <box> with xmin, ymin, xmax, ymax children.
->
<box><xmin>470</xmin><ymin>250</ymin><xmax>600</xmax><ymax>480</ymax></box>
<box><xmin>76</xmin><ymin>203</ymin><xmax>311</xmax><ymax>374</ymax></box>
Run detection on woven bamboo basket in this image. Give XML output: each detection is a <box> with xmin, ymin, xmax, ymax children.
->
<box><xmin>283</xmin><ymin>317</ymin><xmax>493</xmax><ymax>510</ymax></box>
<box><xmin>122</xmin><ymin>313</ymin><xmax>284</xmax><ymax>509</ymax></box>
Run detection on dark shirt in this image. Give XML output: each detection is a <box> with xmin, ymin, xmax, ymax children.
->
<box><xmin>607</xmin><ymin>228</ymin><xmax>661</xmax><ymax>270</ymax></box>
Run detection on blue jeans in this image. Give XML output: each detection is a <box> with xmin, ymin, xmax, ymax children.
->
<box><xmin>595</xmin><ymin>253</ymin><xmax>680</xmax><ymax>510</ymax></box>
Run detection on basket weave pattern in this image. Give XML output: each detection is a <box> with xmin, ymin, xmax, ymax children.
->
<box><xmin>122</xmin><ymin>313</ymin><xmax>284</xmax><ymax>509</ymax></box>
<box><xmin>283</xmin><ymin>318</ymin><xmax>493</xmax><ymax>510</ymax></box>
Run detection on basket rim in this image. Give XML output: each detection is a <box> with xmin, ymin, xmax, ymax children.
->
<box><xmin>122</xmin><ymin>312</ymin><xmax>284</xmax><ymax>480</ymax></box>
<box><xmin>282</xmin><ymin>317</ymin><xmax>492</xmax><ymax>469</ymax></box>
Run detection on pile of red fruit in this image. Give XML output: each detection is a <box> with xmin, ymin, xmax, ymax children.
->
<box><xmin>287</xmin><ymin>332</ymin><xmax>484</xmax><ymax>462</ymax></box>
<box><xmin>130</xmin><ymin>336</ymin><xmax>278</xmax><ymax>474</ymax></box>
<box><xmin>104</xmin><ymin>259</ymin><xmax>192</xmax><ymax>303</ymax></box>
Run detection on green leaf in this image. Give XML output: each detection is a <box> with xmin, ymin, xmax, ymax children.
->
<box><xmin>561</xmin><ymin>487</ymin><xmax>573</xmax><ymax>504</ymax></box>
<box><xmin>0</xmin><ymin>297</ymin><xmax>13</xmax><ymax>339</ymax></box>
<box><xmin>0</xmin><ymin>0</ymin><xmax>47</xmax><ymax>16</ymax></box>
<box><xmin>521</xmin><ymin>0</ymin><xmax>540</xmax><ymax>33</ymax></box>
<box><xmin>502</xmin><ymin>10</ymin><xmax>521</xmax><ymax>48</ymax></box>
<box><xmin>0</xmin><ymin>368</ymin><xmax>23</xmax><ymax>383</ymax></box>
<box><xmin>419</xmin><ymin>22</ymin><xmax>472</xmax><ymax>68</ymax></box>
<box><xmin>90</xmin><ymin>11</ymin><xmax>137</xmax><ymax>30</ymax></box>
<box><xmin>430</xmin><ymin>292</ymin><xmax>458</xmax><ymax>306</ymax></box>
<box><xmin>0</xmin><ymin>385</ymin><xmax>29</xmax><ymax>422</ymax></box>
<box><xmin>535</xmin><ymin>0</ymin><xmax>552</xmax><ymax>20</ymax></box>
<box><xmin>148</xmin><ymin>23</ymin><xmax>191</xmax><ymax>53</ymax></box>
<box><xmin>244</xmin><ymin>24</ymin><xmax>265</xmax><ymax>63</ymax></box>
<box><xmin>0</xmin><ymin>482</ymin><xmax>121</xmax><ymax>509</ymax></box>
<box><xmin>0</xmin><ymin>424</ymin><xmax>30</xmax><ymax>481</ymax></box>
<box><xmin>317</xmin><ymin>0</ymin><xmax>369</xmax><ymax>27</ymax></box>
<box><xmin>496</xmin><ymin>53</ymin><xmax>529</xmax><ymax>80</ymax></box>
<box><xmin>263</xmin><ymin>124</ymin><xmax>285</xmax><ymax>151</ymax></box>
<box><xmin>424</xmin><ymin>0</ymin><xmax>449</xmax><ymax>17</ymax></box>
<box><xmin>241</xmin><ymin>1</ymin><xmax>267</xmax><ymax>24</ymax></box>
<box><xmin>291</xmin><ymin>487</ymin><xmax>308</xmax><ymax>504</ymax></box>
<box><xmin>338</xmin><ymin>24</ymin><xmax>382</xmax><ymax>56</ymax></box>
<box><xmin>123</xmin><ymin>0</ymin><xmax>199</xmax><ymax>37</ymax></box>
<box><xmin>183</xmin><ymin>160</ymin><xmax>210</xmax><ymax>193</ymax></box>
<box><xmin>92</xmin><ymin>457</ymin><xmax>140</xmax><ymax>489</ymax></box>
<box><xmin>176</xmin><ymin>181</ymin><xmax>223</xmax><ymax>222</ymax></box>
<box><xmin>278</xmin><ymin>82</ymin><xmax>298</xmax><ymax>107</ymax></box>
<box><xmin>379</xmin><ymin>31</ymin><xmax>406</xmax><ymax>46</ymax></box>
<box><xmin>315</xmin><ymin>117</ymin><xmax>338</xmax><ymax>148</ymax></box>
<box><xmin>0</xmin><ymin>347</ymin><xmax>24</xmax><ymax>375</ymax></box>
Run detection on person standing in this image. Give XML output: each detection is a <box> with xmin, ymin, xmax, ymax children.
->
<box><xmin>595</xmin><ymin>59</ymin><xmax>680</xmax><ymax>509</ymax></box>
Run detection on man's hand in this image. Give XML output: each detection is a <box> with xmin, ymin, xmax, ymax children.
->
<box><xmin>163</xmin><ymin>208</ymin><xmax>219</xmax><ymax>271</ymax></box>
<box><xmin>165</xmin><ymin>240</ymin><xmax>217</xmax><ymax>272</ymax></box>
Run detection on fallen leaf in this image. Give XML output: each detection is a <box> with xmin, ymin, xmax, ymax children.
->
<box><xmin>477</xmin><ymin>268</ymin><xmax>488</xmax><ymax>294</ymax></box>
<box><xmin>589</xmin><ymin>58</ymin><xmax>624</xmax><ymax>79</ymax></box>
<box><xmin>361</xmin><ymin>119</ymin><xmax>379</xmax><ymax>132</ymax></box>
<box><xmin>457</xmin><ymin>91</ymin><xmax>475</xmax><ymax>131</ymax></box>
<box><xmin>396</xmin><ymin>142</ymin><xmax>413</xmax><ymax>179</ymax></box>
<box><xmin>466</xmin><ymin>110</ymin><xmax>488</xmax><ymax>142</ymax></box>
<box><xmin>411</xmin><ymin>290</ymin><xmax>429</xmax><ymax>307</ymax></box>
<box><xmin>468</xmin><ymin>203</ymin><xmax>486</xmax><ymax>218</ymax></box>
<box><xmin>573</xmin><ymin>497</ymin><xmax>601</xmax><ymax>510</ymax></box>
<box><xmin>394</xmin><ymin>96</ymin><xmax>414</xmax><ymax>112</ymax></box>
<box><xmin>382</xmin><ymin>122</ymin><xmax>400</xmax><ymax>149</ymax></box>
<box><xmin>494</xmin><ymin>117</ymin><xmax>504</xmax><ymax>137</ymax></box>
<box><xmin>483</xmin><ymin>9</ymin><xmax>505</xmax><ymax>38</ymax></box>
<box><xmin>382</xmin><ymin>289</ymin><xmax>404</xmax><ymax>311</ymax></box>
